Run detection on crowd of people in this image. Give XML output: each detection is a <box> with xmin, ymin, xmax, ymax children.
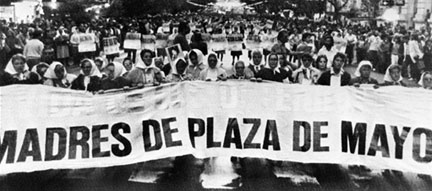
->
<box><xmin>2</xmin><ymin>12</ymin><xmax>432</xmax><ymax>190</ymax></box>
<box><xmin>1</xmin><ymin>13</ymin><xmax>432</xmax><ymax>90</ymax></box>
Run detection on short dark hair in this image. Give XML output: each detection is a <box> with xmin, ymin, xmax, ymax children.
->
<box><xmin>333</xmin><ymin>52</ymin><xmax>346</xmax><ymax>62</ymax></box>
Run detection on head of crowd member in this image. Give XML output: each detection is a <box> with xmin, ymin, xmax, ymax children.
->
<box><xmin>419</xmin><ymin>71</ymin><xmax>432</xmax><ymax>89</ymax></box>
<box><xmin>402</xmin><ymin>35</ymin><xmax>409</xmax><ymax>44</ymax></box>
<box><xmin>105</xmin><ymin>63</ymin><xmax>116</xmax><ymax>80</ymax></box>
<box><xmin>332</xmin><ymin>53</ymin><xmax>346</xmax><ymax>73</ymax></box>
<box><xmin>178</xmin><ymin>21</ymin><xmax>190</xmax><ymax>35</ymax></box>
<box><xmin>188</xmin><ymin>49</ymin><xmax>204</xmax><ymax>66</ymax></box>
<box><xmin>9</xmin><ymin>54</ymin><xmax>27</xmax><ymax>74</ymax></box>
<box><xmin>322</xmin><ymin>35</ymin><xmax>334</xmax><ymax>50</ymax></box>
<box><xmin>277</xmin><ymin>30</ymin><xmax>289</xmax><ymax>44</ymax></box>
<box><xmin>426</xmin><ymin>39</ymin><xmax>432</xmax><ymax>48</ymax></box>
<box><xmin>315</xmin><ymin>55</ymin><xmax>328</xmax><ymax>71</ymax></box>
<box><xmin>252</xmin><ymin>49</ymin><xmax>263</xmax><ymax>66</ymax></box>
<box><xmin>123</xmin><ymin>57</ymin><xmax>134</xmax><ymax>72</ymax></box>
<box><xmin>301</xmin><ymin>54</ymin><xmax>314</xmax><ymax>68</ymax></box>
<box><xmin>51</xmin><ymin>63</ymin><xmax>66</xmax><ymax>80</ymax></box>
<box><xmin>94</xmin><ymin>57</ymin><xmax>106</xmax><ymax>71</ymax></box>
<box><xmin>174</xmin><ymin>58</ymin><xmax>188</xmax><ymax>75</ymax></box>
<box><xmin>207</xmin><ymin>53</ymin><xmax>219</xmax><ymax>69</ymax></box>
<box><xmin>140</xmin><ymin>49</ymin><xmax>154</xmax><ymax>67</ymax></box>
<box><xmin>384</xmin><ymin>64</ymin><xmax>403</xmax><ymax>83</ymax></box>
<box><xmin>355</xmin><ymin>60</ymin><xmax>373</xmax><ymax>79</ymax></box>
<box><xmin>154</xmin><ymin>57</ymin><xmax>164</xmax><ymax>70</ymax></box>
<box><xmin>267</xmin><ymin>53</ymin><xmax>279</xmax><ymax>70</ymax></box>
<box><xmin>80</xmin><ymin>59</ymin><xmax>94</xmax><ymax>77</ymax></box>
<box><xmin>31</xmin><ymin>29</ymin><xmax>42</xmax><ymax>39</ymax></box>
<box><xmin>34</xmin><ymin>62</ymin><xmax>49</xmax><ymax>78</ymax></box>
<box><xmin>191</xmin><ymin>32</ymin><xmax>203</xmax><ymax>43</ymax></box>
<box><xmin>234</xmin><ymin>61</ymin><xmax>246</xmax><ymax>77</ymax></box>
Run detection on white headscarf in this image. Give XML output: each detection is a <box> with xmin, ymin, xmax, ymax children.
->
<box><xmin>95</xmin><ymin>57</ymin><xmax>108</xmax><ymax>71</ymax></box>
<box><xmin>418</xmin><ymin>72</ymin><xmax>432</xmax><ymax>88</ymax></box>
<box><xmin>5</xmin><ymin>54</ymin><xmax>30</xmax><ymax>80</ymax></box>
<box><xmin>44</xmin><ymin>62</ymin><xmax>74</xmax><ymax>81</ymax></box>
<box><xmin>80</xmin><ymin>58</ymin><xmax>102</xmax><ymax>78</ymax></box>
<box><xmin>250</xmin><ymin>48</ymin><xmax>265</xmax><ymax>66</ymax></box>
<box><xmin>354</xmin><ymin>60</ymin><xmax>373</xmax><ymax>77</ymax></box>
<box><xmin>171</xmin><ymin>57</ymin><xmax>188</xmax><ymax>75</ymax></box>
<box><xmin>136</xmin><ymin>56</ymin><xmax>158</xmax><ymax>70</ymax></box>
<box><xmin>266</xmin><ymin>53</ymin><xmax>281</xmax><ymax>73</ymax></box>
<box><xmin>188</xmin><ymin>49</ymin><xmax>205</xmax><ymax>67</ymax></box>
<box><xmin>205</xmin><ymin>51</ymin><xmax>222</xmax><ymax>68</ymax></box>
<box><xmin>30</xmin><ymin>62</ymin><xmax>49</xmax><ymax>80</ymax></box>
<box><xmin>105</xmin><ymin>61</ymin><xmax>127</xmax><ymax>78</ymax></box>
<box><xmin>383</xmin><ymin>64</ymin><xmax>403</xmax><ymax>82</ymax></box>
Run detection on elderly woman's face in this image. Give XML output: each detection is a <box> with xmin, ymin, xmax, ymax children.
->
<box><xmin>106</xmin><ymin>65</ymin><xmax>115</xmax><ymax>80</ymax></box>
<box><xmin>268</xmin><ymin>55</ymin><xmax>279</xmax><ymax>69</ymax></box>
<box><xmin>360</xmin><ymin>65</ymin><xmax>372</xmax><ymax>78</ymax></box>
<box><xmin>253</xmin><ymin>52</ymin><xmax>262</xmax><ymax>66</ymax></box>
<box><xmin>390</xmin><ymin>68</ymin><xmax>401</xmax><ymax>81</ymax></box>
<box><xmin>54</xmin><ymin>65</ymin><xmax>65</xmax><ymax>79</ymax></box>
<box><xmin>12</xmin><ymin>58</ymin><xmax>25</xmax><ymax>73</ymax></box>
<box><xmin>81</xmin><ymin>61</ymin><xmax>92</xmax><ymax>76</ymax></box>
<box><xmin>235</xmin><ymin>61</ymin><xmax>245</xmax><ymax>76</ymax></box>
<box><xmin>142</xmin><ymin>52</ymin><xmax>153</xmax><ymax>66</ymax></box>
<box><xmin>123</xmin><ymin>60</ymin><xmax>133</xmax><ymax>71</ymax></box>
<box><xmin>95</xmin><ymin>60</ymin><xmax>103</xmax><ymax>71</ymax></box>
<box><xmin>176</xmin><ymin>60</ymin><xmax>187</xmax><ymax>74</ymax></box>
<box><xmin>190</xmin><ymin>54</ymin><xmax>198</xmax><ymax>66</ymax></box>
<box><xmin>208</xmin><ymin>55</ymin><xmax>218</xmax><ymax>69</ymax></box>
<box><xmin>423</xmin><ymin>74</ymin><xmax>432</xmax><ymax>89</ymax></box>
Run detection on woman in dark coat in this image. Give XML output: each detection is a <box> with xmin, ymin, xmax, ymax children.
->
<box><xmin>71</xmin><ymin>59</ymin><xmax>102</xmax><ymax>92</ymax></box>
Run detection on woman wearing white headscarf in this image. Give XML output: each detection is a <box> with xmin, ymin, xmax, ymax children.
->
<box><xmin>0</xmin><ymin>54</ymin><xmax>39</xmax><ymax>86</ymax></box>
<box><xmin>199</xmin><ymin>52</ymin><xmax>227</xmax><ymax>81</ymax></box>
<box><xmin>418</xmin><ymin>71</ymin><xmax>432</xmax><ymax>89</ymax></box>
<box><xmin>350</xmin><ymin>60</ymin><xmax>378</xmax><ymax>86</ymax></box>
<box><xmin>166</xmin><ymin>57</ymin><xmax>193</xmax><ymax>82</ymax></box>
<box><xmin>255</xmin><ymin>52</ymin><xmax>291</xmax><ymax>83</ymax></box>
<box><xmin>44</xmin><ymin>62</ymin><xmax>77</xmax><ymax>88</ymax></box>
<box><xmin>100</xmin><ymin>62</ymin><xmax>132</xmax><ymax>90</ymax></box>
<box><xmin>186</xmin><ymin>49</ymin><xmax>206</xmax><ymax>80</ymax></box>
<box><xmin>126</xmin><ymin>49</ymin><xmax>163</xmax><ymax>87</ymax></box>
<box><xmin>382</xmin><ymin>64</ymin><xmax>407</xmax><ymax>86</ymax></box>
<box><xmin>30</xmin><ymin>62</ymin><xmax>49</xmax><ymax>84</ymax></box>
<box><xmin>71</xmin><ymin>59</ymin><xmax>102</xmax><ymax>92</ymax></box>
<box><xmin>246</xmin><ymin>49</ymin><xmax>265</xmax><ymax>77</ymax></box>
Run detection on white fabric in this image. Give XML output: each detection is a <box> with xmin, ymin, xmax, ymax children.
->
<box><xmin>80</xmin><ymin>59</ymin><xmax>102</xmax><ymax>78</ymax></box>
<box><xmin>4</xmin><ymin>56</ymin><xmax>29</xmax><ymax>80</ymax></box>
<box><xmin>384</xmin><ymin>64</ymin><xmax>403</xmax><ymax>83</ymax></box>
<box><xmin>354</xmin><ymin>60</ymin><xmax>373</xmax><ymax>77</ymax></box>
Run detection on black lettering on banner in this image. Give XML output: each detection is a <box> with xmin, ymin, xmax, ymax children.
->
<box><xmin>263</xmin><ymin>120</ymin><xmax>280</xmax><ymax>150</ymax></box>
<box><xmin>17</xmin><ymin>129</ymin><xmax>42</xmax><ymax>162</ymax></box>
<box><xmin>207</xmin><ymin>117</ymin><xmax>221</xmax><ymax>148</ymax></box>
<box><xmin>223</xmin><ymin>118</ymin><xmax>242</xmax><ymax>149</ymax></box>
<box><xmin>313</xmin><ymin>121</ymin><xmax>329</xmax><ymax>152</ymax></box>
<box><xmin>341</xmin><ymin>121</ymin><xmax>366</xmax><ymax>155</ymax></box>
<box><xmin>188</xmin><ymin>118</ymin><xmax>205</xmax><ymax>148</ymax></box>
<box><xmin>293</xmin><ymin>121</ymin><xmax>311</xmax><ymax>152</ymax></box>
<box><xmin>162</xmin><ymin>117</ymin><xmax>182</xmax><ymax>147</ymax></box>
<box><xmin>45</xmin><ymin>128</ymin><xmax>67</xmax><ymax>161</ymax></box>
<box><xmin>367</xmin><ymin>124</ymin><xmax>390</xmax><ymax>158</ymax></box>
<box><xmin>69</xmin><ymin>126</ymin><xmax>90</xmax><ymax>159</ymax></box>
<box><xmin>143</xmin><ymin>120</ymin><xmax>163</xmax><ymax>152</ymax></box>
<box><xmin>92</xmin><ymin>125</ymin><xmax>110</xmax><ymax>158</ymax></box>
<box><xmin>0</xmin><ymin>131</ymin><xmax>17</xmax><ymax>164</ymax></box>
<box><xmin>391</xmin><ymin>126</ymin><xmax>411</xmax><ymax>159</ymax></box>
<box><xmin>243</xmin><ymin>118</ymin><xmax>261</xmax><ymax>149</ymax></box>
<box><xmin>111</xmin><ymin>122</ymin><xmax>132</xmax><ymax>157</ymax></box>
<box><xmin>412</xmin><ymin>128</ymin><xmax>432</xmax><ymax>163</ymax></box>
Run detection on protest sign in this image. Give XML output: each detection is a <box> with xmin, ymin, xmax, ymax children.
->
<box><xmin>78</xmin><ymin>34</ymin><xmax>96</xmax><ymax>53</ymax></box>
<box><xmin>226</xmin><ymin>34</ymin><xmax>244</xmax><ymax>50</ymax></box>
<box><xmin>141</xmin><ymin>35</ymin><xmax>156</xmax><ymax>51</ymax></box>
<box><xmin>123</xmin><ymin>32</ymin><xmax>142</xmax><ymax>50</ymax></box>
<box><xmin>2</xmin><ymin>83</ymin><xmax>432</xmax><ymax>175</ymax></box>
<box><xmin>103</xmin><ymin>37</ymin><xmax>120</xmax><ymax>55</ymax></box>
<box><xmin>245</xmin><ymin>34</ymin><xmax>261</xmax><ymax>50</ymax></box>
<box><xmin>165</xmin><ymin>44</ymin><xmax>184</xmax><ymax>63</ymax></box>
<box><xmin>155</xmin><ymin>33</ymin><xmax>169</xmax><ymax>48</ymax></box>
<box><xmin>209</xmin><ymin>34</ymin><xmax>227</xmax><ymax>51</ymax></box>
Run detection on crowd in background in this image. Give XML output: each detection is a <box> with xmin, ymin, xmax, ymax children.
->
<box><xmin>1</xmin><ymin>13</ymin><xmax>432</xmax><ymax>90</ymax></box>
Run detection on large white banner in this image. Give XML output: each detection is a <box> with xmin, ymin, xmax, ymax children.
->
<box><xmin>1</xmin><ymin>82</ymin><xmax>432</xmax><ymax>175</ymax></box>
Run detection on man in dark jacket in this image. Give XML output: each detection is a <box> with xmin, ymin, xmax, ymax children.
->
<box><xmin>317</xmin><ymin>53</ymin><xmax>351</xmax><ymax>86</ymax></box>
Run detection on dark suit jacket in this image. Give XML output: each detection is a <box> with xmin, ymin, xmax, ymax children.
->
<box><xmin>317</xmin><ymin>70</ymin><xmax>351</xmax><ymax>86</ymax></box>
<box><xmin>71</xmin><ymin>74</ymin><xmax>101</xmax><ymax>92</ymax></box>
<box><xmin>256</xmin><ymin>68</ymin><xmax>291</xmax><ymax>83</ymax></box>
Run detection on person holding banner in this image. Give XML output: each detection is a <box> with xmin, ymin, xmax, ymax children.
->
<box><xmin>0</xmin><ymin>54</ymin><xmax>39</xmax><ymax>86</ymax></box>
<box><xmin>314</xmin><ymin>55</ymin><xmax>329</xmax><ymax>75</ymax></box>
<box><xmin>350</xmin><ymin>60</ymin><xmax>379</xmax><ymax>86</ymax></box>
<box><xmin>71</xmin><ymin>59</ymin><xmax>102</xmax><ymax>92</ymax></box>
<box><xmin>317</xmin><ymin>53</ymin><xmax>351</xmax><ymax>86</ymax></box>
<box><xmin>247</xmin><ymin>49</ymin><xmax>265</xmax><ymax>77</ymax></box>
<box><xmin>166</xmin><ymin>58</ymin><xmax>192</xmax><ymax>82</ymax></box>
<box><xmin>382</xmin><ymin>64</ymin><xmax>407</xmax><ymax>86</ymax></box>
<box><xmin>187</xmin><ymin>49</ymin><xmax>206</xmax><ymax>80</ymax></box>
<box><xmin>229</xmin><ymin>60</ymin><xmax>253</xmax><ymax>80</ymax></box>
<box><xmin>43</xmin><ymin>61</ymin><xmax>76</xmax><ymax>88</ymax></box>
<box><xmin>199</xmin><ymin>52</ymin><xmax>227</xmax><ymax>81</ymax></box>
<box><xmin>100</xmin><ymin>62</ymin><xmax>132</xmax><ymax>90</ymax></box>
<box><xmin>30</xmin><ymin>62</ymin><xmax>49</xmax><ymax>84</ymax></box>
<box><xmin>126</xmin><ymin>49</ymin><xmax>163</xmax><ymax>87</ymax></box>
<box><xmin>255</xmin><ymin>53</ymin><xmax>291</xmax><ymax>83</ymax></box>
<box><xmin>418</xmin><ymin>71</ymin><xmax>432</xmax><ymax>89</ymax></box>
<box><xmin>292</xmin><ymin>54</ymin><xmax>320</xmax><ymax>85</ymax></box>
